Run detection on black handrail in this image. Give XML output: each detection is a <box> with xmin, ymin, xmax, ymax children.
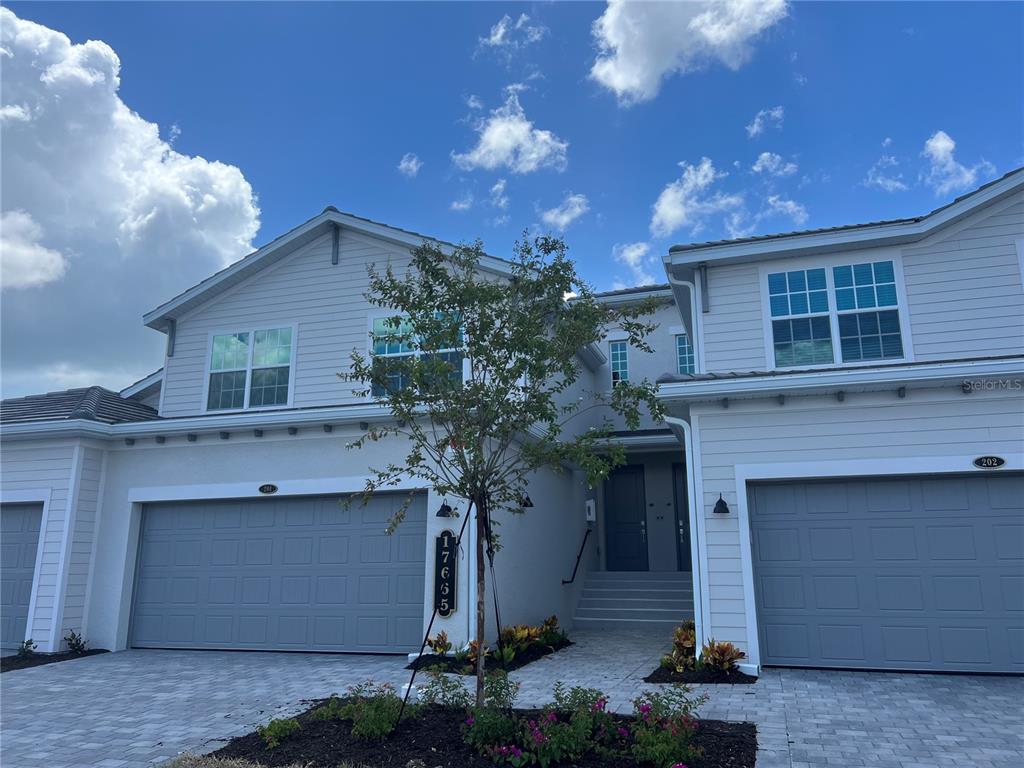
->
<box><xmin>561</xmin><ymin>528</ymin><xmax>591</xmax><ymax>584</ymax></box>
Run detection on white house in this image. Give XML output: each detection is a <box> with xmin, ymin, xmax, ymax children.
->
<box><xmin>2</xmin><ymin>170</ymin><xmax>1022</xmax><ymax>676</ymax></box>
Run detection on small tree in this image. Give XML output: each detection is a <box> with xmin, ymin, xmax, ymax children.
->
<box><xmin>346</xmin><ymin>234</ymin><xmax>665</xmax><ymax>703</ymax></box>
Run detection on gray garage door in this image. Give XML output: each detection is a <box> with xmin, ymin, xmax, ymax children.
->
<box><xmin>750</xmin><ymin>473</ymin><xmax>1023</xmax><ymax>673</ymax></box>
<box><xmin>131</xmin><ymin>493</ymin><xmax>426</xmax><ymax>653</ymax></box>
<box><xmin>1</xmin><ymin>503</ymin><xmax>42</xmax><ymax>650</ymax></box>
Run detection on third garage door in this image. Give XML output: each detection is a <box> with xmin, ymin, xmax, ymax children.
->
<box><xmin>131</xmin><ymin>493</ymin><xmax>426</xmax><ymax>653</ymax></box>
<box><xmin>750</xmin><ymin>473</ymin><xmax>1023</xmax><ymax>673</ymax></box>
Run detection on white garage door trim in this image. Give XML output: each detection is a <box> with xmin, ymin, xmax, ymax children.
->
<box><xmin>732</xmin><ymin>453</ymin><xmax>1024</xmax><ymax>671</ymax></box>
<box><xmin>0</xmin><ymin>489</ymin><xmax>51</xmax><ymax>649</ymax></box>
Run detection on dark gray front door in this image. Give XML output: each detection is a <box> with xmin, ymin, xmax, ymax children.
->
<box><xmin>1</xmin><ymin>503</ymin><xmax>42</xmax><ymax>650</ymax></box>
<box><xmin>605</xmin><ymin>465</ymin><xmax>648</xmax><ymax>571</ymax></box>
<box><xmin>750</xmin><ymin>473</ymin><xmax>1023</xmax><ymax>673</ymax></box>
<box><xmin>131</xmin><ymin>493</ymin><xmax>426</xmax><ymax>653</ymax></box>
<box><xmin>672</xmin><ymin>463</ymin><xmax>692</xmax><ymax>571</ymax></box>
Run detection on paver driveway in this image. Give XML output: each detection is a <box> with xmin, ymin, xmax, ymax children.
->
<box><xmin>1</xmin><ymin>630</ymin><xmax>1021</xmax><ymax>768</ymax></box>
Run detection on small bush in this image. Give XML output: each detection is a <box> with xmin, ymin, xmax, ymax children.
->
<box><xmin>538</xmin><ymin>615</ymin><xmax>568</xmax><ymax>647</ymax></box>
<box><xmin>312</xmin><ymin>694</ymin><xmax>345</xmax><ymax>721</ymax></box>
<box><xmin>551</xmin><ymin>682</ymin><xmax>605</xmax><ymax>714</ymax></box>
<box><xmin>661</xmin><ymin>620</ymin><xmax>697</xmax><ymax>673</ymax></box>
<box><xmin>630</xmin><ymin>685</ymin><xmax>707</xmax><ymax>768</ymax></box>
<box><xmin>417</xmin><ymin>666</ymin><xmax>472</xmax><ymax>708</ymax></box>
<box><xmin>339</xmin><ymin>681</ymin><xmax>416</xmax><ymax>740</ymax></box>
<box><xmin>16</xmin><ymin>639</ymin><xmax>36</xmax><ymax>659</ymax></box>
<box><xmin>256</xmin><ymin>717</ymin><xmax>300</xmax><ymax>749</ymax></box>
<box><xmin>700</xmin><ymin>639</ymin><xmax>746</xmax><ymax>672</ymax></box>
<box><xmin>64</xmin><ymin>630</ymin><xmax>88</xmax><ymax>654</ymax></box>
<box><xmin>462</xmin><ymin>707</ymin><xmax>520</xmax><ymax>758</ymax></box>
<box><xmin>499</xmin><ymin>624</ymin><xmax>541</xmax><ymax>653</ymax></box>
<box><xmin>426</xmin><ymin>630</ymin><xmax>453</xmax><ymax>656</ymax></box>
<box><xmin>484</xmin><ymin>670</ymin><xmax>520</xmax><ymax>709</ymax></box>
<box><xmin>467</xmin><ymin>639</ymin><xmax>489</xmax><ymax>667</ymax></box>
<box><xmin>494</xmin><ymin>644</ymin><xmax>517</xmax><ymax>666</ymax></box>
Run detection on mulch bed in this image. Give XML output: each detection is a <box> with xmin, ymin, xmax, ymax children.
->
<box><xmin>643</xmin><ymin>666</ymin><xmax>758</xmax><ymax>685</ymax></box>
<box><xmin>0</xmin><ymin>649</ymin><xmax>108</xmax><ymax>673</ymax></box>
<box><xmin>407</xmin><ymin>637</ymin><xmax>573</xmax><ymax>674</ymax></box>
<box><xmin>213</xmin><ymin>700</ymin><xmax>756</xmax><ymax>768</ymax></box>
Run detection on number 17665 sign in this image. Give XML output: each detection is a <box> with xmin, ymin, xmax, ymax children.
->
<box><xmin>434</xmin><ymin>530</ymin><xmax>457</xmax><ymax>618</ymax></box>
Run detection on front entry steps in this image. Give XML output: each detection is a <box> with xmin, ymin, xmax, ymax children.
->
<box><xmin>572</xmin><ymin>571</ymin><xmax>694</xmax><ymax>630</ymax></box>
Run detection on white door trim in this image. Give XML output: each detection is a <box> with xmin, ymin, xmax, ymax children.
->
<box><xmin>733</xmin><ymin>452</ymin><xmax>1024</xmax><ymax>671</ymax></box>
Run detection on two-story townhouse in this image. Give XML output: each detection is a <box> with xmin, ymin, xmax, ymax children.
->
<box><xmin>658</xmin><ymin>168</ymin><xmax>1024</xmax><ymax>675</ymax></box>
<box><xmin>2</xmin><ymin>170</ymin><xmax>1021</xmax><ymax>677</ymax></box>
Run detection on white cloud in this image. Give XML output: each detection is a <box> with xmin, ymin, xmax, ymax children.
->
<box><xmin>479</xmin><ymin>13</ymin><xmax>548</xmax><ymax>55</ymax></box>
<box><xmin>882</xmin><ymin>137</ymin><xmax>893</xmax><ymax>148</ymax></box>
<box><xmin>450</xmin><ymin>193</ymin><xmax>474</xmax><ymax>212</ymax></box>
<box><xmin>765</xmin><ymin>195</ymin><xmax>808</xmax><ymax>226</ymax></box>
<box><xmin>751</xmin><ymin>151</ymin><xmax>797</xmax><ymax>177</ymax></box>
<box><xmin>0</xmin><ymin>8</ymin><xmax>259</xmax><ymax>397</ymax></box>
<box><xmin>397</xmin><ymin>152</ymin><xmax>422</xmax><ymax>177</ymax></box>
<box><xmin>650</xmin><ymin>157</ymin><xmax>743</xmax><ymax>238</ymax></box>
<box><xmin>921</xmin><ymin>130</ymin><xmax>995</xmax><ymax>196</ymax></box>
<box><xmin>452</xmin><ymin>88</ymin><xmax>568</xmax><ymax>174</ymax></box>
<box><xmin>864</xmin><ymin>154</ymin><xmax>908</xmax><ymax>193</ymax></box>
<box><xmin>490</xmin><ymin>179</ymin><xmax>510</xmax><ymax>210</ymax></box>
<box><xmin>0</xmin><ymin>210</ymin><xmax>67</xmax><ymax>289</ymax></box>
<box><xmin>745</xmin><ymin>105</ymin><xmax>784</xmax><ymax>138</ymax></box>
<box><xmin>793</xmin><ymin>73</ymin><xmax>807</xmax><ymax>86</ymax></box>
<box><xmin>612</xmin><ymin>241</ymin><xmax>658</xmax><ymax>286</ymax></box>
<box><xmin>725</xmin><ymin>193</ymin><xmax>808</xmax><ymax>237</ymax></box>
<box><xmin>466</xmin><ymin>94</ymin><xmax>484</xmax><ymax>111</ymax></box>
<box><xmin>590</xmin><ymin>0</ymin><xmax>788</xmax><ymax>105</ymax></box>
<box><xmin>541</xmin><ymin>193</ymin><xmax>590</xmax><ymax>231</ymax></box>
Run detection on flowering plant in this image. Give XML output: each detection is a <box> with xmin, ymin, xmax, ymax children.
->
<box><xmin>630</xmin><ymin>685</ymin><xmax>706</xmax><ymax>767</ymax></box>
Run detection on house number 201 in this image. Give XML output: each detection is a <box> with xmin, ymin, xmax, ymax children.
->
<box><xmin>434</xmin><ymin>529</ymin><xmax>457</xmax><ymax>618</ymax></box>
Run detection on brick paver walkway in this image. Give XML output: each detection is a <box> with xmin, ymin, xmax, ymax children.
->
<box><xmin>1</xmin><ymin>630</ymin><xmax>1021</xmax><ymax>767</ymax></box>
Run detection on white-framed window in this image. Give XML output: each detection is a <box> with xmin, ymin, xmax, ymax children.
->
<box><xmin>369</xmin><ymin>313</ymin><xmax>464</xmax><ymax>397</ymax></box>
<box><xmin>609</xmin><ymin>340</ymin><xmax>628</xmax><ymax>386</ymax></box>
<box><xmin>764</xmin><ymin>257</ymin><xmax>909</xmax><ymax>368</ymax></box>
<box><xmin>675</xmin><ymin>333</ymin><xmax>695</xmax><ymax>374</ymax></box>
<box><xmin>206</xmin><ymin>325</ymin><xmax>295</xmax><ymax>411</ymax></box>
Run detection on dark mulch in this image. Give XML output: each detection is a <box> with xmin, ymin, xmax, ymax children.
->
<box><xmin>0</xmin><ymin>649</ymin><xmax>108</xmax><ymax>673</ymax></box>
<box><xmin>213</xmin><ymin>701</ymin><xmax>756</xmax><ymax>768</ymax></box>
<box><xmin>407</xmin><ymin>637</ymin><xmax>573</xmax><ymax>674</ymax></box>
<box><xmin>643</xmin><ymin>666</ymin><xmax>758</xmax><ymax>685</ymax></box>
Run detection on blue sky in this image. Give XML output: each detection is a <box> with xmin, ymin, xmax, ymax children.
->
<box><xmin>2</xmin><ymin>1</ymin><xmax>1022</xmax><ymax>396</ymax></box>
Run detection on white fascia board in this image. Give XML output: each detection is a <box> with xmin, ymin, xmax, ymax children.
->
<box><xmin>667</xmin><ymin>171</ymin><xmax>1023</xmax><ymax>268</ymax></box>
<box><xmin>0</xmin><ymin>403</ymin><xmax>393</xmax><ymax>442</ymax></box>
<box><xmin>577</xmin><ymin>342</ymin><xmax>607</xmax><ymax>371</ymax></box>
<box><xmin>596</xmin><ymin>288</ymin><xmax>674</xmax><ymax>306</ymax></box>
<box><xmin>657</xmin><ymin>358</ymin><xmax>1024</xmax><ymax>402</ymax></box>
<box><xmin>119</xmin><ymin>369</ymin><xmax>163</xmax><ymax>398</ymax></box>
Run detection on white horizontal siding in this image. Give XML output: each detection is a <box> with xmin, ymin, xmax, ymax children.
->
<box><xmin>702</xmin><ymin>262</ymin><xmax>767</xmax><ymax>372</ymax></box>
<box><xmin>60</xmin><ymin>447</ymin><xmax>104</xmax><ymax>636</ymax></box>
<box><xmin>903</xmin><ymin>195</ymin><xmax>1024</xmax><ymax>361</ymax></box>
<box><xmin>160</xmin><ymin>229</ymin><xmax>415</xmax><ymax>417</ymax></box>
<box><xmin>0</xmin><ymin>440</ymin><xmax>77</xmax><ymax>648</ymax></box>
<box><xmin>692</xmin><ymin>387</ymin><xmax>1024</xmax><ymax>654</ymax></box>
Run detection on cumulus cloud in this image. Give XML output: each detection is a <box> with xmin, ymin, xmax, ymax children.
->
<box><xmin>478</xmin><ymin>13</ymin><xmax>547</xmax><ymax>60</ymax></box>
<box><xmin>541</xmin><ymin>193</ymin><xmax>590</xmax><ymax>231</ymax></box>
<box><xmin>650</xmin><ymin>158</ymin><xmax>743</xmax><ymax>238</ymax></box>
<box><xmin>452</xmin><ymin>88</ymin><xmax>568</xmax><ymax>174</ymax></box>
<box><xmin>751</xmin><ymin>151</ymin><xmax>797</xmax><ymax>177</ymax></box>
<box><xmin>397</xmin><ymin>152</ymin><xmax>422</xmax><ymax>177</ymax></box>
<box><xmin>864</xmin><ymin>154</ymin><xmax>908</xmax><ymax>192</ymax></box>
<box><xmin>745</xmin><ymin>105</ymin><xmax>785</xmax><ymax>138</ymax></box>
<box><xmin>0</xmin><ymin>8</ymin><xmax>259</xmax><ymax>396</ymax></box>
<box><xmin>591</xmin><ymin>0</ymin><xmax>788</xmax><ymax>105</ymax></box>
<box><xmin>490</xmin><ymin>179</ymin><xmax>510</xmax><ymax>210</ymax></box>
<box><xmin>921</xmin><ymin>130</ymin><xmax>995</xmax><ymax>196</ymax></box>
<box><xmin>765</xmin><ymin>195</ymin><xmax>808</xmax><ymax>226</ymax></box>
<box><xmin>612</xmin><ymin>242</ymin><xmax>659</xmax><ymax>287</ymax></box>
<box><xmin>450</xmin><ymin>192</ymin><xmax>474</xmax><ymax>212</ymax></box>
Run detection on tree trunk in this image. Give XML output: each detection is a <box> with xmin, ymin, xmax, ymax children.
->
<box><xmin>474</xmin><ymin>495</ymin><xmax>487</xmax><ymax>706</ymax></box>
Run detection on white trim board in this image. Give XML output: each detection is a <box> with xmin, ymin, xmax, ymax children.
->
<box><xmin>127</xmin><ymin>475</ymin><xmax>428</xmax><ymax>504</ymax></box>
<box><xmin>729</xmin><ymin>453</ymin><xmax>1024</xmax><ymax>671</ymax></box>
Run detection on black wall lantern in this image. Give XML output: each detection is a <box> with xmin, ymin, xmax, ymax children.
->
<box><xmin>713</xmin><ymin>494</ymin><xmax>730</xmax><ymax>515</ymax></box>
<box><xmin>435</xmin><ymin>499</ymin><xmax>454</xmax><ymax>518</ymax></box>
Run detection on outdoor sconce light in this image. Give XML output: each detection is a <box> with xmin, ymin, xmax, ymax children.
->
<box><xmin>713</xmin><ymin>494</ymin><xmax>730</xmax><ymax>515</ymax></box>
<box><xmin>519</xmin><ymin>493</ymin><xmax>534</xmax><ymax>509</ymax></box>
<box><xmin>435</xmin><ymin>499</ymin><xmax>454</xmax><ymax>518</ymax></box>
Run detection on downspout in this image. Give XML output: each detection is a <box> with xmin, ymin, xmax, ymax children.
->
<box><xmin>663</xmin><ymin>416</ymin><xmax>709</xmax><ymax>651</ymax></box>
<box><xmin>665</xmin><ymin>268</ymin><xmax>703</xmax><ymax>373</ymax></box>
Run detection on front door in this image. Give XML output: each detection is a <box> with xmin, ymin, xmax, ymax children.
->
<box><xmin>672</xmin><ymin>463</ymin><xmax>692</xmax><ymax>571</ymax></box>
<box><xmin>604</xmin><ymin>464</ymin><xmax>648</xmax><ymax>571</ymax></box>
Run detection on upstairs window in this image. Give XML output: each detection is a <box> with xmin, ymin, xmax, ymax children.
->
<box><xmin>765</xmin><ymin>259</ymin><xmax>906</xmax><ymax>368</ymax></box>
<box><xmin>675</xmin><ymin>333</ymin><xmax>695</xmax><ymax>374</ymax></box>
<box><xmin>370</xmin><ymin>314</ymin><xmax>463</xmax><ymax>397</ymax></box>
<box><xmin>610</xmin><ymin>340</ymin><xmax>628</xmax><ymax>386</ymax></box>
<box><xmin>207</xmin><ymin>327</ymin><xmax>293</xmax><ymax>411</ymax></box>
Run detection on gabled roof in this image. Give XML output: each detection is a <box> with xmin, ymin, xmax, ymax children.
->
<box><xmin>119</xmin><ymin>368</ymin><xmax>163</xmax><ymax>399</ymax></box>
<box><xmin>1</xmin><ymin>387</ymin><xmax>161</xmax><ymax>426</ymax></box>
<box><xmin>143</xmin><ymin>208</ymin><xmax>518</xmax><ymax>332</ymax></box>
<box><xmin>667</xmin><ymin>167</ymin><xmax>1024</xmax><ymax>266</ymax></box>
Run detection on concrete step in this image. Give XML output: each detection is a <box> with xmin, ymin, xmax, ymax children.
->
<box><xmin>577</xmin><ymin>597</ymin><xmax>693</xmax><ymax>611</ymax></box>
<box><xmin>582</xmin><ymin>583</ymin><xmax>693</xmax><ymax>595</ymax></box>
<box><xmin>573</xmin><ymin>606</ymin><xmax>695</xmax><ymax>622</ymax></box>
<box><xmin>585</xmin><ymin>571</ymin><xmax>692</xmax><ymax>582</ymax></box>
<box><xmin>581</xmin><ymin>586</ymin><xmax>692</xmax><ymax>599</ymax></box>
<box><xmin>572</xmin><ymin>616</ymin><xmax>685</xmax><ymax>631</ymax></box>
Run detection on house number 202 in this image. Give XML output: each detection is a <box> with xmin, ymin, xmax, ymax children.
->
<box><xmin>434</xmin><ymin>529</ymin><xmax>457</xmax><ymax>618</ymax></box>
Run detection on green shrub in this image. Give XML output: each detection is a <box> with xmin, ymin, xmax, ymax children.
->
<box><xmin>494</xmin><ymin>644</ymin><xmax>517</xmax><ymax>666</ymax></box>
<box><xmin>700</xmin><ymin>639</ymin><xmax>746</xmax><ymax>672</ymax></box>
<box><xmin>483</xmin><ymin>670</ymin><xmax>520</xmax><ymax>709</ymax></box>
<box><xmin>339</xmin><ymin>681</ymin><xmax>416</xmax><ymax>740</ymax></box>
<box><xmin>538</xmin><ymin>615</ymin><xmax>568</xmax><ymax>647</ymax></box>
<box><xmin>630</xmin><ymin>685</ymin><xmax>707</xmax><ymax>768</ymax></box>
<box><xmin>16</xmin><ymin>639</ymin><xmax>36</xmax><ymax>659</ymax></box>
<box><xmin>417</xmin><ymin>666</ymin><xmax>472</xmax><ymax>708</ymax></box>
<box><xmin>550</xmin><ymin>682</ymin><xmax>621</xmax><ymax>752</ymax></box>
<box><xmin>256</xmin><ymin>717</ymin><xmax>300</xmax><ymax>749</ymax></box>
<box><xmin>662</xmin><ymin>620</ymin><xmax>697</xmax><ymax>673</ymax></box>
<box><xmin>551</xmin><ymin>682</ymin><xmax>605</xmax><ymax>714</ymax></box>
<box><xmin>64</xmin><ymin>630</ymin><xmax>88</xmax><ymax>654</ymax></box>
<box><xmin>462</xmin><ymin>706</ymin><xmax>520</xmax><ymax>758</ymax></box>
<box><xmin>426</xmin><ymin>630</ymin><xmax>453</xmax><ymax>656</ymax></box>
<box><xmin>523</xmin><ymin>710</ymin><xmax>593</xmax><ymax>768</ymax></box>
<box><xmin>312</xmin><ymin>694</ymin><xmax>345</xmax><ymax>721</ymax></box>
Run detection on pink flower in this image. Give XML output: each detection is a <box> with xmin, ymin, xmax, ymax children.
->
<box><xmin>671</xmin><ymin>764</ymin><xmax>689</xmax><ymax>768</ymax></box>
<box><xmin>617</xmin><ymin>727</ymin><xmax>629</xmax><ymax>739</ymax></box>
<box><xmin>546</xmin><ymin>711</ymin><xmax>557</xmax><ymax>723</ymax></box>
<box><xmin>465</xmin><ymin>716</ymin><xmax>474</xmax><ymax>727</ymax></box>
<box><xmin>591</xmin><ymin>697</ymin><xmax>608</xmax><ymax>712</ymax></box>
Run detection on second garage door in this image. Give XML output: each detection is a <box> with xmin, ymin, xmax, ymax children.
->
<box><xmin>131</xmin><ymin>493</ymin><xmax>426</xmax><ymax>653</ymax></box>
<box><xmin>750</xmin><ymin>473</ymin><xmax>1023</xmax><ymax>673</ymax></box>
<box><xmin>1</xmin><ymin>503</ymin><xmax>42</xmax><ymax>651</ymax></box>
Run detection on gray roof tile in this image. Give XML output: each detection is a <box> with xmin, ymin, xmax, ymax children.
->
<box><xmin>1</xmin><ymin>387</ymin><xmax>161</xmax><ymax>425</ymax></box>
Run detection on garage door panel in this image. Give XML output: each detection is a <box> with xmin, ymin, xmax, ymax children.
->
<box><xmin>751</xmin><ymin>474</ymin><xmax>1023</xmax><ymax>673</ymax></box>
<box><xmin>131</xmin><ymin>493</ymin><xmax>426</xmax><ymax>652</ymax></box>
<box><xmin>0</xmin><ymin>503</ymin><xmax>42</xmax><ymax>650</ymax></box>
